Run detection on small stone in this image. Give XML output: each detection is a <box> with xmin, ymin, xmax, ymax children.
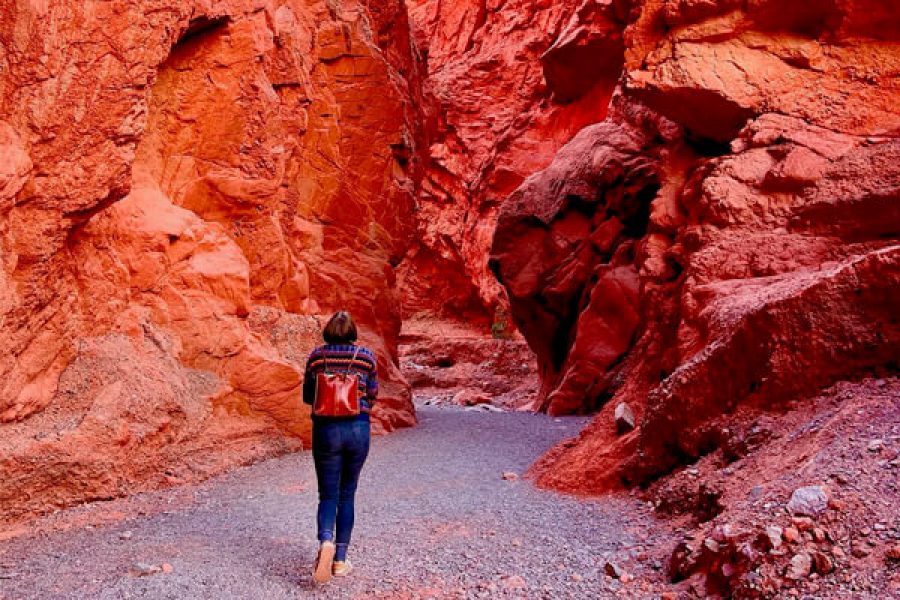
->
<box><xmin>791</xmin><ymin>517</ymin><xmax>814</xmax><ymax>532</ymax></box>
<box><xmin>787</xmin><ymin>486</ymin><xmax>829</xmax><ymax>517</ymax></box>
<box><xmin>828</xmin><ymin>498</ymin><xmax>847</xmax><ymax>511</ymax></box>
<box><xmin>851</xmin><ymin>542</ymin><xmax>871</xmax><ymax>558</ymax></box>
<box><xmin>501</xmin><ymin>472</ymin><xmax>519</xmax><ymax>481</ymax></box>
<box><xmin>161</xmin><ymin>563</ymin><xmax>173</xmax><ymax>574</ymax></box>
<box><xmin>571</xmin><ymin>573</ymin><xmax>583</xmax><ymax>582</ymax></box>
<box><xmin>868</xmin><ymin>439</ymin><xmax>884</xmax><ymax>452</ymax></box>
<box><xmin>661</xmin><ymin>593</ymin><xmax>678</xmax><ymax>600</ymax></box>
<box><xmin>614</xmin><ymin>402</ymin><xmax>635</xmax><ymax>434</ymax></box>
<box><xmin>786</xmin><ymin>553</ymin><xmax>812</xmax><ymax>580</ymax></box>
<box><xmin>886</xmin><ymin>544</ymin><xmax>900</xmax><ymax>561</ymax></box>
<box><xmin>604</xmin><ymin>561</ymin><xmax>625</xmax><ymax>579</ymax></box>
<box><xmin>499</xmin><ymin>575</ymin><xmax>527</xmax><ymax>590</ymax></box>
<box><xmin>783</xmin><ymin>527</ymin><xmax>801</xmax><ymax>543</ymax></box>
<box><xmin>812</xmin><ymin>551</ymin><xmax>834</xmax><ymax>575</ymax></box>
<box><xmin>130</xmin><ymin>562</ymin><xmax>162</xmax><ymax>577</ymax></box>
<box><xmin>812</xmin><ymin>528</ymin><xmax>826</xmax><ymax>542</ymax></box>
<box><xmin>764</xmin><ymin>525</ymin><xmax>784</xmax><ymax>550</ymax></box>
<box><xmin>119</xmin><ymin>530</ymin><xmax>133</xmax><ymax>540</ymax></box>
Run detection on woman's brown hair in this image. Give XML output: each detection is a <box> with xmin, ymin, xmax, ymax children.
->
<box><xmin>323</xmin><ymin>311</ymin><xmax>358</xmax><ymax>344</ymax></box>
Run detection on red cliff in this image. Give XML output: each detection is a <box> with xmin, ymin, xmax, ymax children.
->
<box><xmin>0</xmin><ymin>0</ymin><xmax>421</xmax><ymax>523</ymax></box>
<box><xmin>490</xmin><ymin>0</ymin><xmax>900</xmax><ymax>491</ymax></box>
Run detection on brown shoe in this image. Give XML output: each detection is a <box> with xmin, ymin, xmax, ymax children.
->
<box><xmin>332</xmin><ymin>559</ymin><xmax>353</xmax><ymax>577</ymax></box>
<box><xmin>313</xmin><ymin>541</ymin><xmax>335</xmax><ymax>584</ymax></box>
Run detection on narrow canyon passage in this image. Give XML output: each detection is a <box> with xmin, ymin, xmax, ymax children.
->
<box><xmin>0</xmin><ymin>407</ymin><xmax>675</xmax><ymax>599</ymax></box>
<box><xmin>2</xmin><ymin>0</ymin><xmax>898</xmax><ymax>598</ymax></box>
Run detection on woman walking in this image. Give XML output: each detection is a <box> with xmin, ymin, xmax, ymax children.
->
<box><xmin>303</xmin><ymin>311</ymin><xmax>378</xmax><ymax>583</ymax></box>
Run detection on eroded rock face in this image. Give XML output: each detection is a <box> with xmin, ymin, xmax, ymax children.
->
<box><xmin>492</xmin><ymin>0</ymin><xmax>900</xmax><ymax>491</ymax></box>
<box><xmin>0</xmin><ymin>0</ymin><xmax>421</xmax><ymax>524</ymax></box>
<box><xmin>399</xmin><ymin>0</ymin><xmax>627</xmax><ymax>324</ymax></box>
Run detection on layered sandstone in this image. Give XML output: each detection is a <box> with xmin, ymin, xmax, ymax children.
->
<box><xmin>491</xmin><ymin>0</ymin><xmax>900</xmax><ymax>490</ymax></box>
<box><xmin>0</xmin><ymin>0</ymin><xmax>421</xmax><ymax>524</ymax></box>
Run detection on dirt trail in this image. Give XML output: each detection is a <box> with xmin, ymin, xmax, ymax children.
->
<box><xmin>0</xmin><ymin>407</ymin><xmax>675</xmax><ymax>599</ymax></box>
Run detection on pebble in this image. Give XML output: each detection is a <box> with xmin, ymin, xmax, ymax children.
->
<box><xmin>788</xmin><ymin>486</ymin><xmax>829</xmax><ymax>517</ymax></box>
<box><xmin>119</xmin><ymin>531</ymin><xmax>133</xmax><ymax>541</ymax></box>
<box><xmin>603</xmin><ymin>561</ymin><xmax>626</xmax><ymax>579</ymax></box>
<box><xmin>765</xmin><ymin>525</ymin><xmax>784</xmax><ymax>550</ymax></box>
<box><xmin>501</xmin><ymin>472</ymin><xmax>518</xmax><ymax>481</ymax></box>
<box><xmin>783</xmin><ymin>527</ymin><xmax>801</xmax><ymax>544</ymax></box>
<box><xmin>828</xmin><ymin>498</ymin><xmax>847</xmax><ymax>511</ymax></box>
<box><xmin>886</xmin><ymin>544</ymin><xmax>900</xmax><ymax>561</ymax></box>
<box><xmin>498</xmin><ymin>575</ymin><xmax>527</xmax><ymax>590</ymax></box>
<box><xmin>130</xmin><ymin>562</ymin><xmax>162</xmax><ymax>577</ymax></box>
<box><xmin>868</xmin><ymin>439</ymin><xmax>884</xmax><ymax>452</ymax></box>
<box><xmin>812</xmin><ymin>551</ymin><xmax>834</xmax><ymax>575</ymax></box>
<box><xmin>786</xmin><ymin>553</ymin><xmax>812</xmax><ymax>580</ymax></box>
<box><xmin>614</xmin><ymin>403</ymin><xmax>635</xmax><ymax>434</ymax></box>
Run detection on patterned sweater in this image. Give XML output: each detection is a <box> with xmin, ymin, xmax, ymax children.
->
<box><xmin>303</xmin><ymin>344</ymin><xmax>378</xmax><ymax>422</ymax></box>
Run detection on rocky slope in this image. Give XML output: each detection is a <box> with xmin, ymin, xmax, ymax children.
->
<box><xmin>0</xmin><ymin>0</ymin><xmax>421</xmax><ymax>525</ymax></box>
<box><xmin>491</xmin><ymin>0</ymin><xmax>900</xmax><ymax>491</ymax></box>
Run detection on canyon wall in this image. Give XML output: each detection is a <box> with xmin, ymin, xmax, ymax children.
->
<box><xmin>490</xmin><ymin>0</ymin><xmax>900</xmax><ymax>491</ymax></box>
<box><xmin>0</xmin><ymin>0</ymin><xmax>421</xmax><ymax>524</ymax></box>
<box><xmin>1</xmin><ymin>0</ymin><xmax>898</xmax><ymax>527</ymax></box>
<box><xmin>398</xmin><ymin>0</ymin><xmax>626</xmax><ymax>324</ymax></box>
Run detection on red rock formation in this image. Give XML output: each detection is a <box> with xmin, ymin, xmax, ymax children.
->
<box><xmin>492</xmin><ymin>0</ymin><xmax>900</xmax><ymax>491</ymax></box>
<box><xmin>2</xmin><ymin>0</ymin><xmax>898</xmax><ymax>529</ymax></box>
<box><xmin>0</xmin><ymin>0</ymin><xmax>421</xmax><ymax>524</ymax></box>
<box><xmin>399</xmin><ymin>0</ymin><xmax>627</xmax><ymax>324</ymax></box>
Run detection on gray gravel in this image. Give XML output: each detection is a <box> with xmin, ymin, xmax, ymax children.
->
<box><xmin>0</xmin><ymin>406</ymin><xmax>673</xmax><ymax>599</ymax></box>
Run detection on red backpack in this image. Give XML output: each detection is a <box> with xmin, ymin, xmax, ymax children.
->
<box><xmin>313</xmin><ymin>346</ymin><xmax>362</xmax><ymax>417</ymax></box>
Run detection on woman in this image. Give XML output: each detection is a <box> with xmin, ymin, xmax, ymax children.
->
<box><xmin>302</xmin><ymin>311</ymin><xmax>378</xmax><ymax>583</ymax></box>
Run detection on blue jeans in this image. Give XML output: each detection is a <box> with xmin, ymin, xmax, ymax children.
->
<box><xmin>312</xmin><ymin>419</ymin><xmax>370</xmax><ymax>561</ymax></box>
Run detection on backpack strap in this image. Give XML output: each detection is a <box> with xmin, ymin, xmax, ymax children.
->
<box><xmin>348</xmin><ymin>345</ymin><xmax>361</xmax><ymax>375</ymax></box>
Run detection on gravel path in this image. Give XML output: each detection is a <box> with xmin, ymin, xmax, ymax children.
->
<box><xmin>0</xmin><ymin>407</ymin><xmax>674</xmax><ymax>599</ymax></box>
